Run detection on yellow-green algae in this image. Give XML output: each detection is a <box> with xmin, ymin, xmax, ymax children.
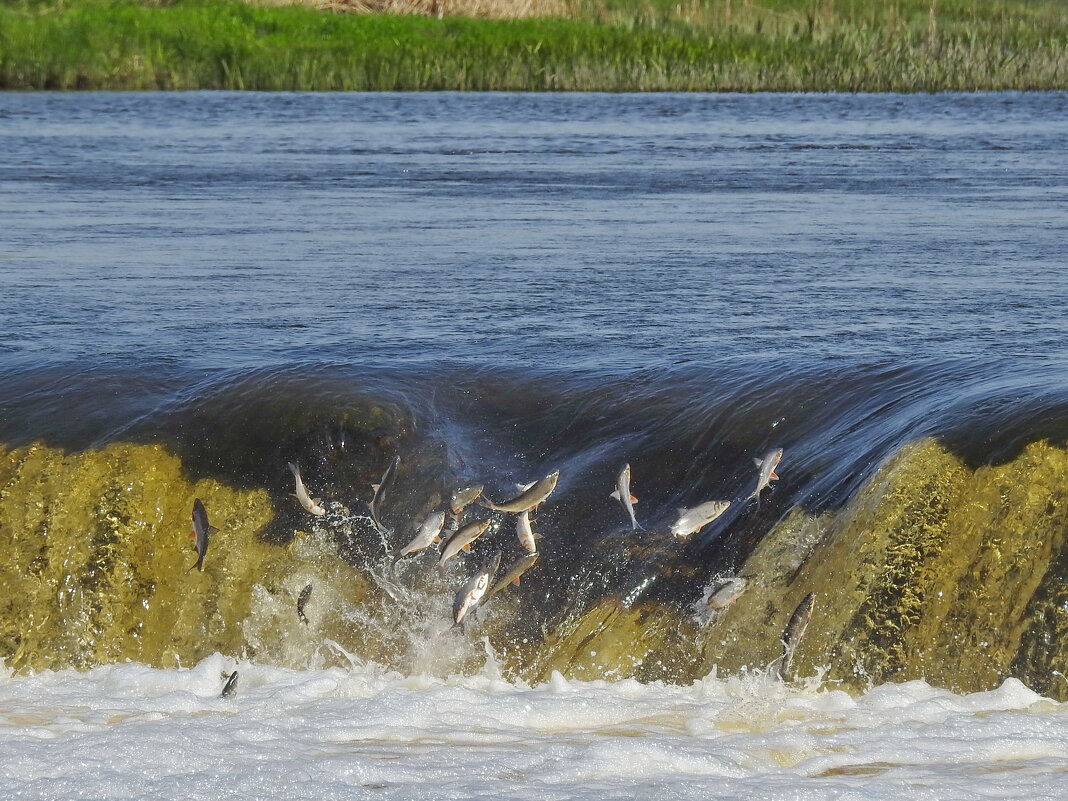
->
<box><xmin>703</xmin><ymin>437</ymin><xmax>1068</xmax><ymax>694</ymax></box>
<box><xmin>533</xmin><ymin>437</ymin><xmax>1068</xmax><ymax>696</ymax></box>
<box><xmin>513</xmin><ymin>598</ymin><xmax>704</xmax><ymax>684</ymax></box>
<box><xmin>0</xmin><ymin>441</ymin><xmax>370</xmax><ymax>672</ymax></box>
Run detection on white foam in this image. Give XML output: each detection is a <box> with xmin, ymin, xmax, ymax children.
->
<box><xmin>1</xmin><ymin>656</ymin><xmax>1066</xmax><ymax>800</ymax></box>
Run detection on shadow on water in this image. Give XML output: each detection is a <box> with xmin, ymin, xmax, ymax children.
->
<box><xmin>2</xmin><ymin>357</ymin><xmax>1066</xmax><ymax>554</ymax></box>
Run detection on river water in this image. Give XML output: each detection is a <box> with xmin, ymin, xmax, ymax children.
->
<box><xmin>1</xmin><ymin>91</ymin><xmax>1067</xmax><ymax>799</ymax></box>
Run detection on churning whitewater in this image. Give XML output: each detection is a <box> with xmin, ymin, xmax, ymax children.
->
<box><xmin>3</xmin><ymin>655</ymin><xmax>1068</xmax><ymax>801</ymax></box>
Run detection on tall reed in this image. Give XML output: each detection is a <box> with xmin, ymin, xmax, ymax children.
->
<box><xmin>0</xmin><ymin>0</ymin><xmax>1065</xmax><ymax>90</ymax></box>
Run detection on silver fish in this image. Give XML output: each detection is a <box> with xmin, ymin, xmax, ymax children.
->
<box><xmin>453</xmin><ymin>551</ymin><xmax>502</xmax><ymax>625</ymax></box>
<box><xmin>438</xmin><ymin>519</ymin><xmax>492</xmax><ymax>569</ymax></box>
<box><xmin>189</xmin><ymin>498</ymin><xmax>218</xmax><ymax>572</ymax></box>
<box><xmin>485</xmin><ymin>552</ymin><xmax>540</xmax><ymax>600</ymax></box>
<box><xmin>450</xmin><ymin>484</ymin><xmax>484</xmax><ymax>515</ymax></box>
<box><xmin>480</xmin><ymin>471</ymin><xmax>559</xmax><ymax>513</ymax></box>
<box><xmin>671</xmin><ymin>500</ymin><xmax>731</xmax><ymax>538</ymax></box>
<box><xmin>288</xmin><ymin>462</ymin><xmax>326</xmax><ymax>516</ymax></box>
<box><xmin>220</xmin><ymin>670</ymin><xmax>238</xmax><ymax>698</ymax></box>
<box><xmin>370</xmin><ymin>455</ymin><xmax>400</xmax><ymax>534</ymax></box>
<box><xmin>749</xmin><ymin>447</ymin><xmax>783</xmax><ymax>508</ymax></box>
<box><xmin>610</xmin><ymin>463</ymin><xmax>641</xmax><ymax>530</ymax></box>
<box><xmin>297</xmin><ymin>583</ymin><xmax>313</xmax><ymax>625</ymax></box>
<box><xmin>515</xmin><ymin>510</ymin><xmax>538</xmax><ymax>554</ymax></box>
<box><xmin>779</xmin><ymin>591</ymin><xmax>816</xmax><ymax>680</ymax></box>
<box><xmin>706</xmin><ymin>576</ymin><xmax>748</xmax><ymax>611</ymax></box>
<box><xmin>395</xmin><ymin>510</ymin><xmax>446</xmax><ymax>558</ymax></box>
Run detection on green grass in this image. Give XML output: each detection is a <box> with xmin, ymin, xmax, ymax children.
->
<box><xmin>1</xmin><ymin>0</ymin><xmax>1066</xmax><ymax>90</ymax></box>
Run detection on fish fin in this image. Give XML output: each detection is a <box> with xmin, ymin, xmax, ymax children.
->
<box><xmin>462</xmin><ymin>543</ymin><xmax>471</xmax><ymax>552</ymax></box>
<box><xmin>754</xmin><ymin>458</ymin><xmax>763</xmax><ymax>467</ymax></box>
<box><xmin>609</xmin><ymin>489</ymin><xmax>620</xmax><ymax>500</ymax></box>
<box><xmin>433</xmin><ymin>534</ymin><xmax>441</xmax><ymax>542</ymax></box>
<box><xmin>629</xmin><ymin>494</ymin><xmax>638</xmax><ymax>503</ymax></box>
<box><xmin>312</xmin><ymin>498</ymin><xmax>323</xmax><ymax>505</ymax></box>
<box><xmin>516</xmin><ymin>481</ymin><xmax>536</xmax><ymax>491</ymax></box>
<box><xmin>371</xmin><ymin>483</ymin><xmax>380</xmax><ymax>492</ymax></box>
<box><xmin>207</xmin><ymin>526</ymin><xmax>219</xmax><ymax>537</ymax></box>
<box><xmin>513</xmin><ymin>577</ymin><xmax>521</xmax><ymax>585</ymax></box>
<box><xmin>533</xmin><ymin>533</ymin><xmax>543</xmax><ymax>540</ymax></box>
<box><xmin>769</xmin><ymin>472</ymin><xmax>779</xmax><ymax>481</ymax></box>
<box><xmin>188</xmin><ymin>530</ymin><xmax>195</xmax><ymax>538</ymax></box>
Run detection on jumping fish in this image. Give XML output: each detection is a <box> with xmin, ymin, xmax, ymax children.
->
<box><xmin>450</xmin><ymin>485</ymin><xmax>484</xmax><ymax>515</ymax></box>
<box><xmin>779</xmin><ymin>591</ymin><xmax>816</xmax><ymax>680</ymax></box>
<box><xmin>370</xmin><ymin>455</ymin><xmax>400</xmax><ymax>534</ymax></box>
<box><xmin>220</xmin><ymin>670</ymin><xmax>239</xmax><ymax>698</ymax></box>
<box><xmin>516</xmin><ymin>510</ymin><xmax>539</xmax><ymax>554</ymax></box>
<box><xmin>706</xmin><ymin>576</ymin><xmax>748</xmax><ymax>611</ymax></box>
<box><xmin>395</xmin><ymin>510</ymin><xmax>446</xmax><ymax>558</ymax></box>
<box><xmin>188</xmin><ymin>498</ymin><xmax>218</xmax><ymax>572</ymax></box>
<box><xmin>610</xmin><ymin>463</ymin><xmax>641</xmax><ymax>530</ymax></box>
<box><xmin>296</xmin><ymin>583</ymin><xmax>313</xmax><ymax>625</ymax></box>
<box><xmin>749</xmin><ymin>447</ymin><xmax>783</xmax><ymax>508</ymax></box>
<box><xmin>287</xmin><ymin>462</ymin><xmax>326</xmax><ymax>517</ymax></box>
<box><xmin>453</xmin><ymin>551</ymin><xmax>502</xmax><ymax>625</ymax></box>
<box><xmin>484</xmin><ymin>552</ymin><xmax>540</xmax><ymax>600</ymax></box>
<box><xmin>480</xmin><ymin>471</ymin><xmax>559</xmax><ymax>513</ymax></box>
<box><xmin>438</xmin><ymin>519</ymin><xmax>492</xmax><ymax>569</ymax></box>
<box><xmin>671</xmin><ymin>500</ymin><xmax>731</xmax><ymax>538</ymax></box>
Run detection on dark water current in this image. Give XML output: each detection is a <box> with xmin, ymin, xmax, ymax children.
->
<box><xmin>1</xmin><ymin>92</ymin><xmax>1067</xmax><ymax>687</ymax></box>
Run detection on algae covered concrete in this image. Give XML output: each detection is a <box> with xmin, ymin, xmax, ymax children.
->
<box><xmin>699</xmin><ymin>438</ymin><xmax>1068</xmax><ymax>695</ymax></box>
<box><xmin>0</xmin><ymin>441</ymin><xmax>369</xmax><ymax>671</ymax></box>
<box><xmin>531</xmin><ymin>438</ymin><xmax>1068</xmax><ymax>697</ymax></box>
<box><xmin>516</xmin><ymin>598</ymin><xmax>704</xmax><ymax>684</ymax></box>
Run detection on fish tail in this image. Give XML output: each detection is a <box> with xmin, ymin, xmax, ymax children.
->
<box><xmin>779</xmin><ymin>648</ymin><xmax>795</xmax><ymax>681</ymax></box>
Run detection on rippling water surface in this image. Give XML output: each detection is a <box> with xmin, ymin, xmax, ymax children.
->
<box><xmin>1</xmin><ymin>91</ymin><xmax>1066</xmax><ymax>370</ymax></box>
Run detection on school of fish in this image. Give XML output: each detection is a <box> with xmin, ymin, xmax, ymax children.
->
<box><xmin>189</xmin><ymin>443</ymin><xmax>795</xmax><ymax>694</ymax></box>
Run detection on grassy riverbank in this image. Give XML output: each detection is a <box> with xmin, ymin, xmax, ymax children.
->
<box><xmin>1</xmin><ymin>0</ymin><xmax>1066</xmax><ymax>91</ymax></box>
